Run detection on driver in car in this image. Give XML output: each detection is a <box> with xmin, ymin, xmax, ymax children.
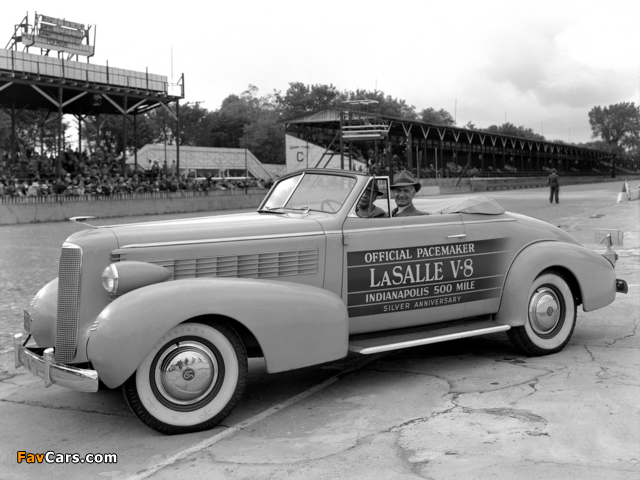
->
<box><xmin>356</xmin><ymin>181</ymin><xmax>387</xmax><ymax>218</ymax></box>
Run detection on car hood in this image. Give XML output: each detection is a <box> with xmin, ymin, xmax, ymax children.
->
<box><xmin>78</xmin><ymin>212</ymin><xmax>326</xmax><ymax>248</ymax></box>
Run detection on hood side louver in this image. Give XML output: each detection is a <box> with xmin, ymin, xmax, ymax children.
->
<box><xmin>151</xmin><ymin>248</ymin><xmax>319</xmax><ymax>280</ymax></box>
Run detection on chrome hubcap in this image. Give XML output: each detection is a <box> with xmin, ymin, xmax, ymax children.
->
<box><xmin>529</xmin><ymin>287</ymin><xmax>561</xmax><ymax>335</ymax></box>
<box><xmin>155</xmin><ymin>341</ymin><xmax>218</xmax><ymax>405</ymax></box>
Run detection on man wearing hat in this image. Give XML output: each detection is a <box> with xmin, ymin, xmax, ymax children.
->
<box><xmin>547</xmin><ymin>168</ymin><xmax>560</xmax><ymax>204</ymax></box>
<box><xmin>356</xmin><ymin>180</ymin><xmax>386</xmax><ymax>218</ymax></box>
<box><xmin>391</xmin><ymin>170</ymin><xmax>424</xmax><ymax>217</ymax></box>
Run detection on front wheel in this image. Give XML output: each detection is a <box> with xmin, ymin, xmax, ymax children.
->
<box><xmin>123</xmin><ymin>320</ymin><xmax>247</xmax><ymax>435</ymax></box>
<box><xmin>507</xmin><ymin>272</ymin><xmax>577</xmax><ymax>356</ymax></box>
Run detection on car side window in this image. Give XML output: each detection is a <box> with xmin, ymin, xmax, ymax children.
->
<box><xmin>350</xmin><ymin>178</ymin><xmax>390</xmax><ymax>218</ymax></box>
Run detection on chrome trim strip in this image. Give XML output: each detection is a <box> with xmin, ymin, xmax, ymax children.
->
<box><xmin>121</xmin><ymin>231</ymin><xmax>326</xmax><ymax>249</ymax></box>
<box><xmin>460</xmin><ymin>218</ymin><xmax>517</xmax><ymax>225</ymax></box>
<box><xmin>350</xmin><ymin>325</ymin><xmax>511</xmax><ymax>354</ymax></box>
<box><xmin>343</xmin><ymin>221</ymin><xmax>464</xmax><ymax>234</ymax></box>
<box><xmin>282</xmin><ymin>172</ymin><xmax>305</xmax><ymax>207</ymax></box>
<box><xmin>13</xmin><ymin>334</ymin><xmax>98</xmax><ymax>393</ymax></box>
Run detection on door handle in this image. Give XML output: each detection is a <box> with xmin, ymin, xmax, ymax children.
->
<box><xmin>447</xmin><ymin>233</ymin><xmax>467</xmax><ymax>238</ymax></box>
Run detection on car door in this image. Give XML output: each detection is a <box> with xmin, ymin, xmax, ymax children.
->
<box><xmin>342</xmin><ymin>209</ymin><xmax>469</xmax><ymax>335</ymax></box>
<box><xmin>458</xmin><ymin>212</ymin><xmax>518</xmax><ymax>318</ymax></box>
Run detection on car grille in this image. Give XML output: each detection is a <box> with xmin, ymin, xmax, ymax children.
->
<box><xmin>54</xmin><ymin>244</ymin><xmax>82</xmax><ymax>363</ymax></box>
<box><xmin>151</xmin><ymin>248</ymin><xmax>319</xmax><ymax>280</ymax></box>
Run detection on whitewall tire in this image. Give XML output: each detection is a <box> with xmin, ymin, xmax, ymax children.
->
<box><xmin>123</xmin><ymin>320</ymin><xmax>247</xmax><ymax>435</ymax></box>
<box><xmin>507</xmin><ymin>272</ymin><xmax>577</xmax><ymax>356</ymax></box>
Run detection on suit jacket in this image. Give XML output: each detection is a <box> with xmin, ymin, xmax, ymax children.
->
<box><xmin>391</xmin><ymin>204</ymin><xmax>424</xmax><ymax>217</ymax></box>
<box><xmin>357</xmin><ymin>205</ymin><xmax>387</xmax><ymax>218</ymax></box>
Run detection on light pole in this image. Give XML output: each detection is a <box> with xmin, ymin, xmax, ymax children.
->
<box><xmin>244</xmin><ymin>130</ymin><xmax>248</xmax><ymax>193</ymax></box>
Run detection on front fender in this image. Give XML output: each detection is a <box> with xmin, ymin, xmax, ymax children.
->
<box><xmin>495</xmin><ymin>241</ymin><xmax>616</xmax><ymax>327</ymax></box>
<box><xmin>28</xmin><ymin>278</ymin><xmax>58</xmax><ymax>348</ymax></box>
<box><xmin>88</xmin><ymin>278</ymin><xmax>349</xmax><ymax>388</ymax></box>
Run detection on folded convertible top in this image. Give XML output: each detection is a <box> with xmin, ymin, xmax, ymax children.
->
<box><xmin>420</xmin><ymin>196</ymin><xmax>505</xmax><ymax>215</ymax></box>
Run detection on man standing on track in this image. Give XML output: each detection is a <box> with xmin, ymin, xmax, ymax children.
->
<box><xmin>548</xmin><ymin>168</ymin><xmax>560</xmax><ymax>204</ymax></box>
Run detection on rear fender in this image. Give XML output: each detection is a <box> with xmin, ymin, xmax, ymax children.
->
<box><xmin>495</xmin><ymin>241</ymin><xmax>616</xmax><ymax>327</ymax></box>
<box><xmin>88</xmin><ymin>278</ymin><xmax>349</xmax><ymax>388</ymax></box>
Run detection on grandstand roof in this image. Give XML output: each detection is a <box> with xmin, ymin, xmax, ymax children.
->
<box><xmin>283</xmin><ymin>107</ymin><xmax>615</xmax><ymax>159</ymax></box>
<box><xmin>0</xmin><ymin>49</ymin><xmax>182</xmax><ymax>116</ymax></box>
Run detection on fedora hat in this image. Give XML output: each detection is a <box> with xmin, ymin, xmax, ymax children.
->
<box><xmin>391</xmin><ymin>170</ymin><xmax>421</xmax><ymax>192</ymax></box>
<box><xmin>363</xmin><ymin>180</ymin><xmax>383</xmax><ymax>197</ymax></box>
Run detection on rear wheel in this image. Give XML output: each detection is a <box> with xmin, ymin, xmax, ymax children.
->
<box><xmin>507</xmin><ymin>272</ymin><xmax>577</xmax><ymax>356</ymax></box>
<box><xmin>123</xmin><ymin>320</ymin><xmax>247</xmax><ymax>435</ymax></box>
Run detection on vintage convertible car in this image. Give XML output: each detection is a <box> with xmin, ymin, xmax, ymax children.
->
<box><xmin>14</xmin><ymin>169</ymin><xmax>627</xmax><ymax>434</ymax></box>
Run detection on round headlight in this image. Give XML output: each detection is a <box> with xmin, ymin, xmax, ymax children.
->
<box><xmin>101</xmin><ymin>264</ymin><xmax>119</xmax><ymax>293</ymax></box>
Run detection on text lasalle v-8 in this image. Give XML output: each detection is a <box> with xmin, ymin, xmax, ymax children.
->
<box><xmin>14</xmin><ymin>169</ymin><xmax>628</xmax><ymax>434</ymax></box>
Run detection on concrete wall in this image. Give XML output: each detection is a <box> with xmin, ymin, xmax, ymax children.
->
<box><xmin>470</xmin><ymin>175</ymin><xmax>639</xmax><ymax>192</ymax></box>
<box><xmin>2</xmin><ymin>175</ymin><xmax>639</xmax><ymax>225</ymax></box>
<box><xmin>414</xmin><ymin>174</ymin><xmax>640</xmax><ymax>197</ymax></box>
<box><xmin>0</xmin><ymin>193</ymin><xmax>266</xmax><ymax>225</ymax></box>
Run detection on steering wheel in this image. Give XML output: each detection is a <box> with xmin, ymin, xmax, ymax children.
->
<box><xmin>320</xmin><ymin>199</ymin><xmax>342</xmax><ymax>213</ymax></box>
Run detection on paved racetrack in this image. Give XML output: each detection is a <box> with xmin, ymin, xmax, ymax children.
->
<box><xmin>0</xmin><ymin>180</ymin><xmax>638</xmax><ymax>479</ymax></box>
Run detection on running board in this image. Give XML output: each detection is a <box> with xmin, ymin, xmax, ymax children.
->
<box><xmin>348</xmin><ymin>320</ymin><xmax>511</xmax><ymax>355</ymax></box>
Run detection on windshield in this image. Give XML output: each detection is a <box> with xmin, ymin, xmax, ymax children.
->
<box><xmin>262</xmin><ymin>173</ymin><xmax>357</xmax><ymax>213</ymax></box>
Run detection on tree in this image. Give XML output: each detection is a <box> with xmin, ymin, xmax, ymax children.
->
<box><xmin>344</xmin><ymin>89</ymin><xmax>417</xmax><ymax>119</ymax></box>
<box><xmin>419</xmin><ymin>108</ymin><xmax>456</xmax><ymax>126</ymax></box>
<box><xmin>276</xmin><ymin>82</ymin><xmax>343</xmax><ymax>118</ymax></box>
<box><xmin>577</xmin><ymin>139</ymin><xmax>611</xmax><ymax>151</ymax></box>
<box><xmin>588</xmin><ymin>102</ymin><xmax>640</xmax><ymax>153</ymax></box>
<box><xmin>82</xmin><ymin>115</ymin><xmax>135</xmax><ymax>158</ymax></box>
<box><xmin>483</xmin><ymin>122</ymin><xmax>545</xmax><ymax>141</ymax></box>
<box><xmin>589</xmin><ymin>102</ymin><xmax>640</xmax><ymax>176</ymax></box>
<box><xmin>207</xmin><ymin>90</ymin><xmax>262</xmax><ymax>148</ymax></box>
<box><xmin>243</xmin><ymin>115</ymin><xmax>285</xmax><ymax>164</ymax></box>
<box><xmin>0</xmin><ymin>110</ymin><xmax>68</xmax><ymax>158</ymax></box>
<box><xmin>177</xmin><ymin>102</ymin><xmax>210</xmax><ymax>146</ymax></box>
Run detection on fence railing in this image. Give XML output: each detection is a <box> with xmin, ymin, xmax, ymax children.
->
<box><xmin>0</xmin><ymin>188</ymin><xmax>269</xmax><ymax>205</ymax></box>
<box><xmin>419</xmin><ymin>177</ymin><xmax>471</xmax><ymax>187</ymax></box>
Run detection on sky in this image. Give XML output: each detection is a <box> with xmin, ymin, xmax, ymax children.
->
<box><xmin>2</xmin><ymin>0</ymin><xmax>639</xmax><ymax>145</ymax></box>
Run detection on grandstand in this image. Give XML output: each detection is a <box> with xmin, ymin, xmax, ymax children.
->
<box><xmin>127</xmin><ymin>145</ymin><xmax>274</xmax><ymax>181</ymax></box>
<box><xmin>283</xmin><ymin>107</ymin><xmax>637</xmax><ymax>178</ymax></box>
<box><xmin>1</xmin><ymin>12</ymin><xmax>184</xmax><ymax>175</ymax></box>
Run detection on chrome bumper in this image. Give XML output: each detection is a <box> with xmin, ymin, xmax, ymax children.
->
<box><xmin>13</xmin><ymin>333</ymin><xmax>99</xmax><ymax>393</ymax></box>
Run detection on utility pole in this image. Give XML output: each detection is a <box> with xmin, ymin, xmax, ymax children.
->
<box><xmin>244</xmin><ymin>131</ymin><xmax>248</xmax><ymax>193</ymax></box>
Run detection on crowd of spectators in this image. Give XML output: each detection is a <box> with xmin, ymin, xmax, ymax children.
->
<box><xmin>0</xmin><ymin>149</ymin><xmax>271</xmax><ymax>198</ymax></box>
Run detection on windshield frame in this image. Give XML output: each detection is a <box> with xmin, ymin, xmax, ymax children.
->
<box><xmin>258</xmin><ymin>170</ymin><xmax>360</xmax><ymax>214</ymax></box>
